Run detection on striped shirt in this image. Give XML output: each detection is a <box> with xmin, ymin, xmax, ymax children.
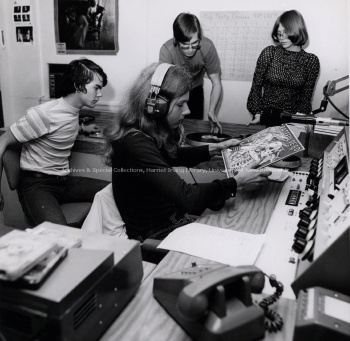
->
<box><xmin>10</xmin><ymin>98</ymin><xmax>80</xmax><ymax>176</ymax></box>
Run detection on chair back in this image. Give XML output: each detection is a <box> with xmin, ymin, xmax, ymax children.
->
<box><xmin>3</xmin><ymin>143</ymin><xmax>23</xmax><ymax>191</ymax></box>
<box><xmin>2</xmin><ymin>143</ymin><xmax>92</xmax><ymax>228</ymax></box>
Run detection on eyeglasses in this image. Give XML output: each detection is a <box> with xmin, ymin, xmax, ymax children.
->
<box><xmin>179</xmin><ymin>40</ymin><xmax>201</xmax><ymax>50</ymax></box>
<box><xmin>277</xmin><ymin>31</ymin><xmax>288</xmax><ymax>40</ymax></box>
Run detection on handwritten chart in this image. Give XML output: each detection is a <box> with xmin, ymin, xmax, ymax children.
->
<box><xmin>200</xmin><ymin>11</ymin><xmax>282</xmax><ymax>81</ymax></box>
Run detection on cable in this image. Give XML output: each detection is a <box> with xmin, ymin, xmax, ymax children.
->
<box><xmin>258</xmin><ymin>274</ymin><xmax>284</xmax><ymax>333</ymax></box>
<box><xmin>325</xmin><ymin>94</ymin><xmax>349</xmax><ymax>119</ymax></box>
<box><xmin>188</xmin><ymin>168</ymin><xmax>197</xmax><ymax>184</ymax></box>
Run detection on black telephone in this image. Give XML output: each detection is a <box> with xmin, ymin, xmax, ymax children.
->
<box><xmin>153</xmin><ymin>263</ymin><xmax>269</xmax><ymax>341</ymax></box>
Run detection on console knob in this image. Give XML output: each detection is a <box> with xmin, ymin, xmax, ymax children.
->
<box><xmin>309</xmin><ymin>165</ymin><xmax>321</xmax><ymax>173</ymax></box>
<box><xmin>295</xmin><ymin>227</ymin><xmax>309</xmax><ymax>239</ymax></box>
<box><xmin>309</xmin><ymin>184</ymin><xmax>319</xmax><ymax>192</ymax></box>
<box><xmin>299</xmin><ymin>208</ymin><xmax>312</xmax><ymax>219</ymax></box>
<box><xmin>297</xmin><ymin>216</ymin><xmax>311</xmax><ymax>229</ymax></box>
<box><xmin>306</xmin><ymin>197</ymin><xmax>319</xmax><ymax>208</ymax></box>
<box><xmin>299</xmin><ymin>207</ymin><xmax>309</xmax><ymax>217</ymax></box>
<box><xmin>311</xmin><ymin>158</ymin><xmax>321</xmax><ymax>165</ymax></box>
<box><xmin>292</xmin><ymin>238</ymin><xmax>307</xmax><ymax>254</ymax></box>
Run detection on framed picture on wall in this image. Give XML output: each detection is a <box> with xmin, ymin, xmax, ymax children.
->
<box><xmin>54</xmin><ymin>0</ymin><xmax>119</xmax><ymax>55</ymax></box>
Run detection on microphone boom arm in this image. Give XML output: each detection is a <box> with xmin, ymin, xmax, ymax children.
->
<box><xmin>312</xmin><ymin>75</ymin><xmax>349</xmax><ymax>116</ymax></box>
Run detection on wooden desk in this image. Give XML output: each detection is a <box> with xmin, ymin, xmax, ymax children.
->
<box><xmin>100</xmin><ymin>123</ymin><xmax>310</xmax><ymax>341</ymax></box>
<box><xmin>99</xmin><ymin>121</ymin><xmax>334</xmax><ymax>341</ymax></box>
<box><xmin>100</xmin><ymin>179</ymin><xmax>296</xmax><ymax>340</ymax></box>
<box><xmin>101</xmin><ymin>251</ymin><xmax>296</xmax><ymax>341</ymax></box>
<box><xmin>1</xmin><ymin>118</ymin><xmax>320</xmax><ymax>340</ymax></box>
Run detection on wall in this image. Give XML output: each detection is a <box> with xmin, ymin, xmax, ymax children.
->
<box><xmin>0</xmin><ymin>0</ymin><xmax>44</xmax><ymax>125</ymax></box>
<box><xmin>0</xmin><ymin>0</ymin><xmax>150</xmax><ymax>125</ymax></box>
<box><xmin>0</xmin><ymin>0</ymin><xmax>349</xmax><ymax>126</ymax></box>
<box><xmin>147</xmin><ymin>0</ymin><xmax>350</xmax><ymax>124</ymax></box>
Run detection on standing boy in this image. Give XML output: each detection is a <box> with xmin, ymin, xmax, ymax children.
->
<box><xmin>159</xmin><ymin>12</ymin><xmax>223</xmax><ymax>133</ymax></box>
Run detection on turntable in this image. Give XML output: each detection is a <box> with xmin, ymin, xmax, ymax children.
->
<box><xmin>185</xmin><ymin>132</ymin><xmax>234</xmax><ymax>146</ymax></box>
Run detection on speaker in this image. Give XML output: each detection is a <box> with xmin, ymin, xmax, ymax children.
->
<box><xmin>144</xmin><ymin>63</ymin><xmax>174</xmax><ymax>119</ymax></box>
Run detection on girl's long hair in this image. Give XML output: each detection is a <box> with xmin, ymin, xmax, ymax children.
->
<box><xmin>103</xmin><ymin>63</ymin><xmax>192</xmax><ymax>166</ymax></box>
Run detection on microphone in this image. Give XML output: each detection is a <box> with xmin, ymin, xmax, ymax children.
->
<box><xmin>260</xmin><ymin>107</ymin><xmax>349</xmax><ymax>127</ymax></box>
<box><xmin>280</xmin><ymin>112</ymin><xmax>349</xmax><ymax>126</ymax></box>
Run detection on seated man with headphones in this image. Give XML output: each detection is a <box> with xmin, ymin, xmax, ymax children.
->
<box><xmin>103</xmin><ymin>63</ymin><xmax>271</xmax><ymax>243</ymax></box>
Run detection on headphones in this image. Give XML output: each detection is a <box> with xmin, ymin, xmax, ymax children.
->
<box><xmin>144</xmin><ymin>63</ymin><xmax>174</xmax><ymax>119</ymax></box>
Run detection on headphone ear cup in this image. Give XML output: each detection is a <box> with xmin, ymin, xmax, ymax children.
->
<box><xmin>145</xmin><ymin>95</ymin><xmax>169</xmax><ymax>119</ymax></box>
<box><xmin>144</xmin><ymin>63</ymin><xmax>173</xmax><ymax>118</ymax></box>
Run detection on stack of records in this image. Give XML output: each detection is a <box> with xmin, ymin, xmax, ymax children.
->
<box><xmin>0</xmin><ymin>224</ymin><xmax>82</xmax><ymax>288</ymax></box>
<box><xmin>314</xmin><ymin>125</ymin><xmax>344</xmax><ymax>136</ymax></box>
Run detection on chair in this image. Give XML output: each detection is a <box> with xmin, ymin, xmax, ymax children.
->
<box><xmin>81</xmin><ymin>183</ymin><xmax>169</xmax><ymax>264</ymax></box>
<box><xmin>2</xmin><ymin>143</ymin><xmax>92</xmax><ymax>228</ymax></box>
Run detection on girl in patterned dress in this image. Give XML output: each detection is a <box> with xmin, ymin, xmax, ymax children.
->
<box><xmin>247</xmin><ymin>10</ymin><xmax>320</xmax><ymax>124</ymax></box>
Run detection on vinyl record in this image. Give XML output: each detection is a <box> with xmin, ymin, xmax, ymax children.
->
<box><xmin>270</xmin><ymin>155</ymin><xmax>301</xmax><ymax>169</ymax></box>
<box><xmin>185</xmin><ymin>132</ymin><xmax>234</xmax><ymax>146</ymax></box>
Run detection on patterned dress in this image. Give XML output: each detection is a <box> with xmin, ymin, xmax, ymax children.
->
<box><xmin>247</xmin><ymin>45</ymin><xmax>320</xmax><ymax>116</ymax></box>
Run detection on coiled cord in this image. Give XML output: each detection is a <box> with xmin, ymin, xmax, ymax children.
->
<box><xmin>259</xmin><ymin>274</ymin><xmax>284</xmax><ymax>333</ymax></box>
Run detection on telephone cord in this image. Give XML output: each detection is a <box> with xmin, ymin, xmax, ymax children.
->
<box><xmin>258</xmin><ymin>274</ymin><xmax>284</xmax><ymax>333</ymax></box>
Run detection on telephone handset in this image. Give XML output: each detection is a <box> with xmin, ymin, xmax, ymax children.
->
<box><xmin>177</xmin><ymin>265</ymin><xmax>265</xmax><ymax>321</ymax></box>
<box><xmin>153</xmin><ymin>263</ymin><xmax>269</xmax><ymax>341</ymax></box>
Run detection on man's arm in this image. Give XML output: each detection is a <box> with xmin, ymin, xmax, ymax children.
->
<box><xmin>207</xmin><ymin>72</ymin><xmax>223</xmax><ymax>134</ymax></box>
<box><xmin>0</xmin><ymin>130</ymin><xmax>20</xmax><ymax>211</ymax></box>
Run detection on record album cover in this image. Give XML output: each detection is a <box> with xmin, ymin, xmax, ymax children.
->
<box><xmin>222</xmin><ymin>124</ymin><xmax>304</xmax><ymax>176</ymax></box>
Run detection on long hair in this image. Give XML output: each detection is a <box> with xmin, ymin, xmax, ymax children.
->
<box><xmin>271</xmin><ymin>10</ymin><xmax>308</xmax><ymax>46</ymax></box>
<box><xmin>103</xmin><ymin>63</ymin><xmax>192</xmax><ymax>166</ymax></box>
<box><xmin>59</xmin><ymin>58</ymin><xmax>108</xmax><ymax>97</ymax></box>
<box><xmin>173</xmin><ymin>12</ymin><xmax>202</xmax><ymax>45</ymax></box>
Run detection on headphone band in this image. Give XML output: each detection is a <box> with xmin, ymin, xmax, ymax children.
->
<box><xmin>149</xmin><ymin>63</ymin><xmax>173</xmax><ymax>94</ymax></box>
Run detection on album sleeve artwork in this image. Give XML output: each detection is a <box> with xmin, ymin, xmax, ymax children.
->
<box><xmin>222</xmin><ymin>125</ymin><xmax>305</xmax><ymax>176</ymax></box>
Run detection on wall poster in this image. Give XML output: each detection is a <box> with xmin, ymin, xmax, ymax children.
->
<box><xmin>200</xmin><ymin>11</ymin><xmax>282</xmax><ymax>81</ymax></box>
<box><xmin>54</xmin><ymin>0</ymin><xmax>119</xmax><ymax>55</ymax></box>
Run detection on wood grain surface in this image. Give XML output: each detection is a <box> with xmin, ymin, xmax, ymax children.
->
<box><xmin>101</xmin><ymin>249</ymin><xmax>296</xmax><ymax>341</ymax></box>
<box><xmin>100</xmin><ymin>178</ymin><xmax>297</xmax><ymax>341</ymax></box>
<box><xmin>93</xmin><ymin>118</ymin><xmax>298</xmax><ymax>341</ymax></box>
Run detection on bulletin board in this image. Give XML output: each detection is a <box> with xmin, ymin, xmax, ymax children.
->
<box><xmin>200</xmin><ymin>11</ymin><xmax>282</xmax><ymax>81</ymax></box>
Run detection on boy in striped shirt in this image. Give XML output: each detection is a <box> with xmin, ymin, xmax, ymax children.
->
<box><xmin>0</xmin><ymin>58</ymin><xmax>109</xmax><ymax>227</ymax></box>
